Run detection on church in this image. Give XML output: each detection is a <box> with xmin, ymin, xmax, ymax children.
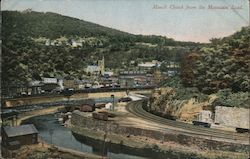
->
<box><xmin>85</xmin><ymin>56</ymin><xmax>105</xmax><ymax>76</ymax></box>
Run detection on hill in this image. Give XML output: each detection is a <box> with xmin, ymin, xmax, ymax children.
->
<box><xmin>160</xmin><ymin>27</ymin><xmax>249</xmax><ymax>108</ymax></box>
<box><xmin>2</xmin><ymin>10</ymin><xmax>199</xmax><ymax>85</ymax></box>
<box><xmin>181</xmin><ymin>27</ymin><xmax>250</xmax><ymax>93</ymax></box>
<box><xmin>3</xmin><ymin>10</ymin><xmax>199</xmax><ymax>45</ymax></box>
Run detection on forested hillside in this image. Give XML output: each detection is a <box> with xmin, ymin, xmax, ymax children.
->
<box><xmin>2</xmin><ymin>10</ymin><xmax>199</xmax><ymax>85</ymax></box>
<box><xmin>181</xmin><ymin>27</ymin><xmax>250</xmax><ymax>93</ymax></box>
<box><xmin>157</xmin><ymin>27</ymin><xmax>250</xmax><ymax>109</ymax></box>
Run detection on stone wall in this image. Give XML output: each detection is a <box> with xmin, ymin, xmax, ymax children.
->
<box><xmin>71</xmin><ymin>110</ymin><xmax>248</xmax><ymax>152</ymax></box>
<box><xmin>215</xmin><ymin>106</ymin><xmax>250</xmax><ymax>129</ymax></box>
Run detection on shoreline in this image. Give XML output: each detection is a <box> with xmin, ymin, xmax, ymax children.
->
<box><xmin>11</xmin><ymin>104</ymin><xmax>249</xmax><ymax>159</ymax></box>
<box><xmin>69</xmin><ymin>123</ymin><xmax>248</xmax><ymax>159</ymax></box>
<box><xmin>12</xmin><ymin>106</ymin><xmax>106</xmax><ymax>159</ymax></box>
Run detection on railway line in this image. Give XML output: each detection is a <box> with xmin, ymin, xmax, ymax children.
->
<box><xmin>126</xmin><ymin>100</ymin><xmax>249</xmax><ymax>144</ymax></box>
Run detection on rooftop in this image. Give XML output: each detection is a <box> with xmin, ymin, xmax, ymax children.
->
<box><xmin>3</xmin><ymin>124</ymin><xmax>38</xmax><ymax>137</ymax></box>
<box><xmin>120</xmin><ymin>71</ymin><xmax>146</xmax><ymax>75</ymax></box>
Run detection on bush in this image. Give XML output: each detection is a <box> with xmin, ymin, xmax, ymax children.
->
<box><xmin>213</xmin><ymin>89</ymin><xmax>249</xmax><ymax>108</ymax></box>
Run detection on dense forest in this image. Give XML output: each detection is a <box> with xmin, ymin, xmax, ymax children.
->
<box><xmin>181</xmin><ymin>27</ymin><xmax>250</xmax><ymax>93</ymax></box>
<box><xmin>176</xmin><ymin>27</ymin><xmax>249</xmax><ymax>108</ymax></box>
<box><xmin>2</xmin><ymin>10</ymin><xmax>200</xmax><ymax>85</ymax></box>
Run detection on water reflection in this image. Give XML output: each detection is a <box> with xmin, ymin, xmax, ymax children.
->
<box><xmin>23</xmin><ymin>114</ymin><xmax>202</xmax><ymax>159</ymax></box>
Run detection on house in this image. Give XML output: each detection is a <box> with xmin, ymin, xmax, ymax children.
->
<box><xmin>2</xmin><ymin>124</ymin><xmax>38</xmax><ymax>150</ymax></box>
<box><xmin>138</xmin><ymin>60</ymin><xmax>161</xmax><ymax>70</ymax></box>
<box><xmin>45</xmin><ymin>39</ymin><xmax>50</xmax><ymax>46</ymax></box>
<box><xmin>103</xmin><ymin>71</ymin><xmax>114</xmax><ymax>77</ymax></box>
<box><xmin>72</xmin><ymin>40</ymin><xmax>83</xmax><ymax>47</ymax></box>
<box><xmin>42</xmin><ymin>77</ymin><xmax>58</xmax><ymax>84</ymax></box>
<box><xmin>28</xmin><ymin>80</ymin><xmax>43</xmax><ymax>94</ymax></box>
<box><xmin>41</xmin><ymin>77</ymin><xmax>62</xmax><ymax>92</ymax></box>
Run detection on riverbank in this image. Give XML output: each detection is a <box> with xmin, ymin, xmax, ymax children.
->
<box><xmin>12</xmin><ymin>106</ymin><xmax>106</xmax><ymax>159</ymax></box>
<box><xmin>69</xmin><ymin>105</ymin><xmax>249</xmax><ymax>159</ymax></box>
<box><xmin>8</xmin><ymin>102</ymin><xmax>249</xmax><ymax>159</ymax></box>
<box><xmin>17</xmin><ymin>105</ymin><xmax>65</xmax><ymax>125</ymax></box>
<box><xmin>70</xmin><ymin>123</ymin><xmax>248</xmax><ymax>159</ymax></box>
<box><xmin>7</xmin><ymin>141</ymin><xmax>106</xmax><ymax>159</ymax></box>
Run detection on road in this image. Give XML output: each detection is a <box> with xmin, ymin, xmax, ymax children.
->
<box><xmin>126</xmin><ymin>100</ymin><xmax>249</xmax><ymax>145</ymax></box>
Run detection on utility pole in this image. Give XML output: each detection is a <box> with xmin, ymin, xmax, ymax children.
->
<box><xmin>111</xmin><ymin>94</ymin><xmax>115</xmax><ymax>111</ymax></box>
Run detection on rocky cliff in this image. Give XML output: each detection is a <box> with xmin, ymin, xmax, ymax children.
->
<box><xmin>149</xmin><ymin>88</ymin><xmax>214</xmax><ymax>121</ymax></box>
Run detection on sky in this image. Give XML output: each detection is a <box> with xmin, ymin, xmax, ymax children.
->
<box><xmin>1</xmin><ymin>0</ymin><xmax>249</xmax><ymax>42</ymax></box>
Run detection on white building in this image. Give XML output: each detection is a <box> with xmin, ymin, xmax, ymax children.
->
<box><xmin>85</xmin><ymin>56</ymin><xmax>105</xmax><ymax>76</ymax></box>
<box><xmin>197</xmin><ymin>110</ymin><xmax>212</xmax><ymax>123</ymax></box>
<box><xmin>42</xmin><ymin>77</ymin><xmax>58</xmax><ymax>84</ymax></box>
<box><xmin>72</xmin><ymin>41</ymin><xmax>83</xmax><ymax>47</ymax></box>
<box><xmin>85</xmin><ymin>65</ymin><xmax>100</xmax><ymax>75</ymax></box>
<box><xmin>45</xmin><ymin>39</ymin><xmax>50</xmax><ymax>46</ymax></box>
<box><xmin>138</xmin><ymin>60</ymin><xmax>161</xmax><ymax>69</ymax></box>
<box><xmin>104</xmin><ymin>71</ymin><xmax>114</xmax><ymax>77</ymax></box>
<box><xmin>214</xmin><ymin>106</ymin><xmax>249</xmax><ymax>129</ymax></box>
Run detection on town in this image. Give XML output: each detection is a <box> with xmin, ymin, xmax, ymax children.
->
<box><xmin>1</xmin><ymin>1</ymin><xmax>250</xmax><ymax>159</ymax></box>
<box><xmin>2</xmin><ymin>55</ymin><xmax>179</xmax><ymax>98</ymax></box>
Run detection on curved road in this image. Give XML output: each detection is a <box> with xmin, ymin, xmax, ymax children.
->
<box><xmin>126</xmin><ymin>100</ymin><xmax>249</xmax><ymax>145</ymax></box>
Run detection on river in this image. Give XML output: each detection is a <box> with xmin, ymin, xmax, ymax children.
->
<box><xmin>22</xmin><ymin>113</ymin><xmax>205</xmax><ymax>159</ymax></box>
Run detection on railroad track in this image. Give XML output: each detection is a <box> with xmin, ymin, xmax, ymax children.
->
<box><xmin>126</xmin><ymin>100</ymin><xmax>249</xmax><ymax>144</ymax></box>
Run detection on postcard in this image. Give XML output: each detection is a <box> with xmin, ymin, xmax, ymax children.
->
<box><xmin>1</xmin><ymin>0</ymin><xmax>249</xmax><ymax>159</ymax></box>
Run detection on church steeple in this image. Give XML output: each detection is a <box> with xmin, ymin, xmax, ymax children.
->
<box><xmin>98</xmin><ymin>55</ymin><xmax>105</xmax><ymax>76</ymax></box>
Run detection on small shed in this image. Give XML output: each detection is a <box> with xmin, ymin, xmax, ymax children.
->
<box><xmin>2</xmin><ymin>124</ymin><xmax>38</xmax><ymax>150</ymax></box>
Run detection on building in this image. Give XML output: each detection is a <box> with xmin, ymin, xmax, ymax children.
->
<box><xmin>119</xmin><ymin>71</ymin><xmax>147</xmax><ymax>78</ymax></box>
<box><xmin>2</xmin><ymin>83</ymin><xmax>29</xmax><ymax>98</ymax></box>
<box><xmin>214</xmin><ymin>106</ymin><xmax>249</xmax><ymax>129</ymax></box>
<box><xmin>63</xmin><ymin>80</ymin><xmax>78</xmax><ymax>90</ymax></box>
<box><xmin>85</xmin><ymin>56</ymin><xmax>105</xmax><ymax>76</ymax></box>
<box><xmin>97</xmin><ymin>56</ymin><xmax>105</xmax><ymax>76</ymax></box>
<box><xmin>72</xmin><ymin>40</ymin><xmax>83</xmax><ymax>47</ymax></box>
<box><xmin>197</xmin><ymin>110</ymin><xmax>212</xmax><ymax>123</ymax></box>
<box><xmin>103</xmin><ymin>71</ymin><xmax>114</xmax><ymax>77</ymax></box>
<box><xmin>2</xmin><ymin>124</ymin><xmax>38</xmax><ymax>150</ymax></box>
<box><xmin>28</xmin><ymin>81</ymin><xmax>43</xmax><ymax>95</ymax></box>
<box><xmin>163</xmin><ymin>61</ymin><xmax>180</xmax><ymax>76</ymax></box>
<box><xmin>119</xmin><ymin>71</ymin><xmax>148</xmax><ymax>87</ymax></box>
<box><xmin>119</xmin><ymin>77</ymin><xmax>135</xmax><ymax>88</ymax></box>
<box><xmin>138</xmin><ymin>60</ymin><xmax>161</xmax><ymax>70</ymax></box>
<box><xmin>42</xmin><ymin>77</ymin><xmax>58</xmax><ymax>84</ymax></box>
<box><xmin>45</xmin><ymin>39</ymin><xmax>50</xmax><ymax>46</ymax></box>
<box><xmin>86</xmin><ymin>65</ymin><xmax>100</xmax><ymax>75</ymax></box>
